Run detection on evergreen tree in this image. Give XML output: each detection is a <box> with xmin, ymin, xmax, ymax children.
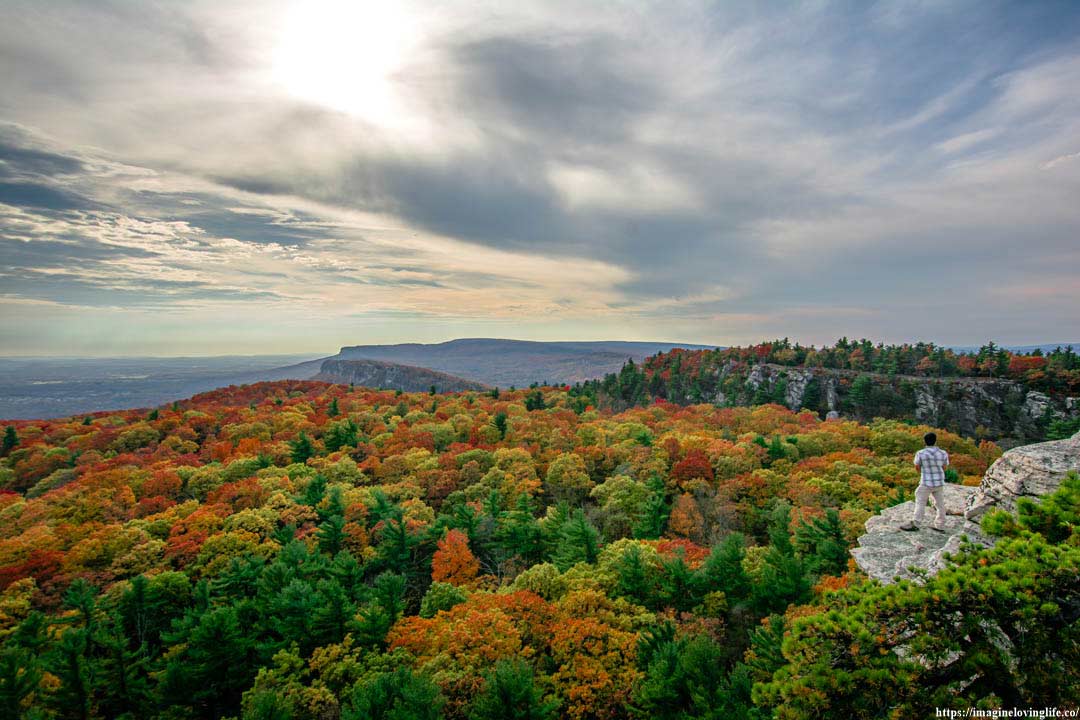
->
<box><xmin>696</xmin><ymin>532</ymin><xmax>749</xmax><ymax>604</ymax></box>
<box><xmin>633</xmin><ymin>477</ymin><xmax>669</xmax><ymax>540</ymax></box>
<box><xmin>328</xmin><ymin>397</ymin><xmax>340</xmax><ymax>417</ymax></box>
<box><xmin>614</xmin><ymin>543</ymin><xmax>652</xmax><ymax>606</ymax></box>
<box><xmin>753</xmin><ymin>503</ymin><xmax>810</xmax><ymax>613</ymax></box>
<box><xmin>491</xmin><ymin>412</ymin><xmax>508</xmax><ymax>440</ymax></box>
<box><xmin>771</xmin><ymin>377</ymin><xmax>789</xmax><ymax>406</ymax></box>
<box><xmin>800</xmin><ymin>378</ymin><xmax>821</xmax><ymax>413</ymax></box>
<box><xmin>468</xmin><ymin>659</ymin><xmax>557</xmax><ymax>720</ymax></box>
<box><xmin>766</xmin><ymin>436</ymin><xmax>786</xmax><ymax>464</ymax></box>
<box><xmin>289</xmin><ymin>433</ymin><xmax>315</xmax><ymax>464</ymax></box>
<box><xmin>656</xmin><ymin>554</ymin><xmax>698</xmax><ymax>612</ymax></box>
<box><xmin>631</xmin><ymin>632</ymin><xmax>730</xmax><ymax>719</ymax></box>
<box><xmin>344</xmin><ymin>668</ymin><xmax>444</xmax><ymax>720</ymax></box>
<box><xmin>94</xmin><ymin>619</ymin><xmax>152</xmax><ymax>719</ymax></box>
<box><xmin>376</xmin><ymin>512</ymin><xmax>417</xmax><ymax>575</ymax></box>
<box><xmin>161</xmin><ymin>605</ymin><xmax>255</xmax><ymax>718</ymax></box>
<box><xmin>324</xmin><ymin>418</ymin><xmax>359</xmax><ymax>452</ymax></box>
<box><xmin>317</xmin><ymin>515</ymin><xmax>346</xmax><ymax>556</ymax></box>
<box><xmin>301</xmin><ymin>474</ymin><xmax>327</xmax><ymax>507</ymax></box>
<box><xmin>848</xmin><ymin>375</ymin><xmax>873</xmax><ymax>414</ymax></box>
<box><xmin>794</xmin><ymin>509</ymin><xmax>848</xmax><ymax>577</ymax></box>
<box><xmin>64</xmin><ymin>578</ymin><xmax>98</xmax><ymax>631</ymax></box>
<box><xmin>308</xmin><ymin>578</ymin><xmax>354</xmax><ymax>647</ymax></box>
<box><xmin>554</xmin><ymin>509</ymin><xmax>600</xmax><ymax>570</ymax></box>
<box><xmin>48</xmin><ymin>629</ymin><xmax>91</xmax><ymax>720</ymax></box>
<box><xmin>759</xmin><ymin>475</ymin><xmax>1080</xmax><ymax>715</ymax></box>
<box><xmin>352</xmin><ymin>573</ymin><xmax>407</xmax><ymax>647</ymax></box>
<box><xmin>498</xmin><ymin>494</ymin><xmax>544</xmax><ymax>564</ymax></box>
<box><xmin>1</xmin><ymin>426</ymin><xmax>17</xmax><ymax>455</ymax></box>
<box><xmin>0</xmin><ymin>647</ymin><xmax>43</xmax><ymax>719</ymax></box>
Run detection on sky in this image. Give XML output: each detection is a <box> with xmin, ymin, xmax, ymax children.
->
<box><xmin>1</xmin><ymin>0</ymin><xmax>1079</xmax><ymax>356</ymax></box>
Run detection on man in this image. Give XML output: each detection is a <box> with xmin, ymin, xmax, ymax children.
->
<box><xmin>899</xmin><ymin>432</ymin><xmax>949</xmax><ymax>532</ymax></box>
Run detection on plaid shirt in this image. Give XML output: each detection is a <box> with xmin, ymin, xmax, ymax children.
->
<box><xmin>915</xmin><ymin>446</ymin><xmax>950</xmax><ymax>487</ymax></box>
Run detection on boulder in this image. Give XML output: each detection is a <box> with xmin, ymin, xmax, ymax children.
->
<box><xmin>964</xmin><ymin>433</ymin><xmax>1080</xmax><ymax>520</ymax></box>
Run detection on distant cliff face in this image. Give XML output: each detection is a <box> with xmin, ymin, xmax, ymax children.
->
<box><xmin>314</xmin><ymin>359</ymin><xmax>489</xmax><ymax>393</ymax></box>
<box><xmin>711</xmin><ymin>362</ymin><xmax>1078</xmax><ymax>442</ymax></box>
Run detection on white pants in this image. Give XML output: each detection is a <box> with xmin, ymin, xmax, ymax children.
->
<box><xmin>913</xmin><ymin>484</ymin><xmax>946</xmax><ymax>528</ymax></box>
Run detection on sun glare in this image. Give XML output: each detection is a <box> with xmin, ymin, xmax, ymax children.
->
<box><xmin>272</xmin><ymin>0</ymin><xmax>418</xmax><ymax>127</ymax></box>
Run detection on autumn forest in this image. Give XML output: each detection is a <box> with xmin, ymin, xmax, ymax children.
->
<box><xmin>1</xmin><ymin>371</ymin><xmax>1077</xmax><ymax>718</ymax></box>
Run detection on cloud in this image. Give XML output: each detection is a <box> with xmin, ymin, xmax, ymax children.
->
<box><xmin>0</xmin><ymin>0</ymin><xmax>1079</xmax><ymax>354</ymax></box>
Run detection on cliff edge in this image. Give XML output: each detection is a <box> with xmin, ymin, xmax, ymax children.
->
<box><xmin>851</xmin><ymin>430</ymin><xmax>1080</xmax><ymax>583</ymax></box>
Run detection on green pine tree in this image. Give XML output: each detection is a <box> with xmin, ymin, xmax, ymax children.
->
<box><xmin>468</xmin><ymin>659</ymin><xmax>557</xmax><ymax>720</ymax></box>
<box><xmin>344</xmin><ymin>668</ymin><xmax>444</xmax><ymax>720</ymax></box>
<box><xmin>554</xmin><ymin>510</ymin><xmax>600</xmax><ymax>570</ymax></box>
<box><xmin>1</xmin><ymin>426</ymin><xmax>17</xmax><ymax>455</ymax></box>
<box><xmin>289</xmin><ymin>433</ymin><xmax>315</xmax><ymax>464</ymax></box>
<box><xmin>633</xmin><ymin>477</ymin><xmax>669</xmax><ymax>540</ymax></box>
<box><xmin>794</xmin><ymin>508</ymin><xmax>848</xmax><ymax>577</ymax></box>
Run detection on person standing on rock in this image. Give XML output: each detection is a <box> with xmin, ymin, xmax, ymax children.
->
<box><xmin>900</xmin><ymin>432</ymin><xmax>949</xmax><ymax>532</ymax></box>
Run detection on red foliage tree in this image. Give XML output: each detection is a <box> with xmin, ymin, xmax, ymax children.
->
<box><xmin>431</xmin><ymin>528</ymin><xmax>480</xmax><ymax>586</ymax></box>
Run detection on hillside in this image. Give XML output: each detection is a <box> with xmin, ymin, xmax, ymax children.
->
<box><xmin>315</xmin><ymin>358</ymin><xmax>489</xmax><ymax>393</ymax></box>
<box><xmin>336</xmin><ymin>338</ymin><xmax>714</xmax><ymax>387</ymax></box>
<box><xmin>583</xmin><ymin>340</ymin><xmax>1080</xmax><ymax>442</ymax></box>
<box><xmin>4</xmin><ymin>379</ymin><xmax>1076</xmax><ymax>716</ymax></box>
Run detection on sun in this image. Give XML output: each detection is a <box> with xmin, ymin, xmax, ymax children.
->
<box><xmin>271</xmin><ymin>0</ymin><xmax>419</xmax><ymax>127</ymax></box>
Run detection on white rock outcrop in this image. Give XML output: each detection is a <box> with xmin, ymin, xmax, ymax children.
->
<box><xmin>851</xmin><ymin>430</ymin><xmax>1080</xmax><ymax>583</ymax></box>
<box><xmin>964</xmin><ymin>432</ymin><xmax>1080</xmax><ymax>520</ymax></box>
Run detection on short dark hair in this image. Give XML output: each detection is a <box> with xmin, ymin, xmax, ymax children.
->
<box><xmin>924</xmin><ymin>432</ymin><xmax>937</xmax><ymax>446</ymax></box>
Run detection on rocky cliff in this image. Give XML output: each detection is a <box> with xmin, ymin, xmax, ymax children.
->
<box><xmin>713</xmin><ymin>362</ymin><xmax>1078</xmax><ymax>442</ymax></box>
<box><xmin>315</xmin><ymin>359</ymin><xmax>489</xmax><ymax>393</ymax></box>
<box><xmin>851</xmin><ymin>430</ymin><xmax>1080</xmax><ymax>583</ymax></box>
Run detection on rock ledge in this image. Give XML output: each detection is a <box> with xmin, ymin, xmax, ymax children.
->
<box><xmin>852</xmin><ymin>431</ymin><xmax>1080</xmax><ymax>583</ymax></box>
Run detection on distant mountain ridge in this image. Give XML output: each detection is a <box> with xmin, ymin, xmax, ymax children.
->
<box><xmin>336</xmin><ymin>338</ymin><xmax>715</xmax><ymax>387</ymax></box>
<box><xmin>314</xmin><ymin>358</ymin><xmax>488</xmax><ymax>393</ymax></box>
<box><xmin>7</xmin><ymin>339</ymin><xmax>1072</xmax><ymax>420</ymax></box>
<box><xmin>0</xmin><ymin>339</ymin><xmax>712</xmax><ymax>418</ymax></box>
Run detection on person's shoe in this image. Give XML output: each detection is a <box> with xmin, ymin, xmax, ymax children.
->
<box><xmin>930</xmin><ymin>525</ymin><xmax>945</xmax><ymax>533</ymax></box>
<box><xmin>899</xmin><ymin>522</ymin><xmax>918</xmax><ymax>531</ymax></box>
